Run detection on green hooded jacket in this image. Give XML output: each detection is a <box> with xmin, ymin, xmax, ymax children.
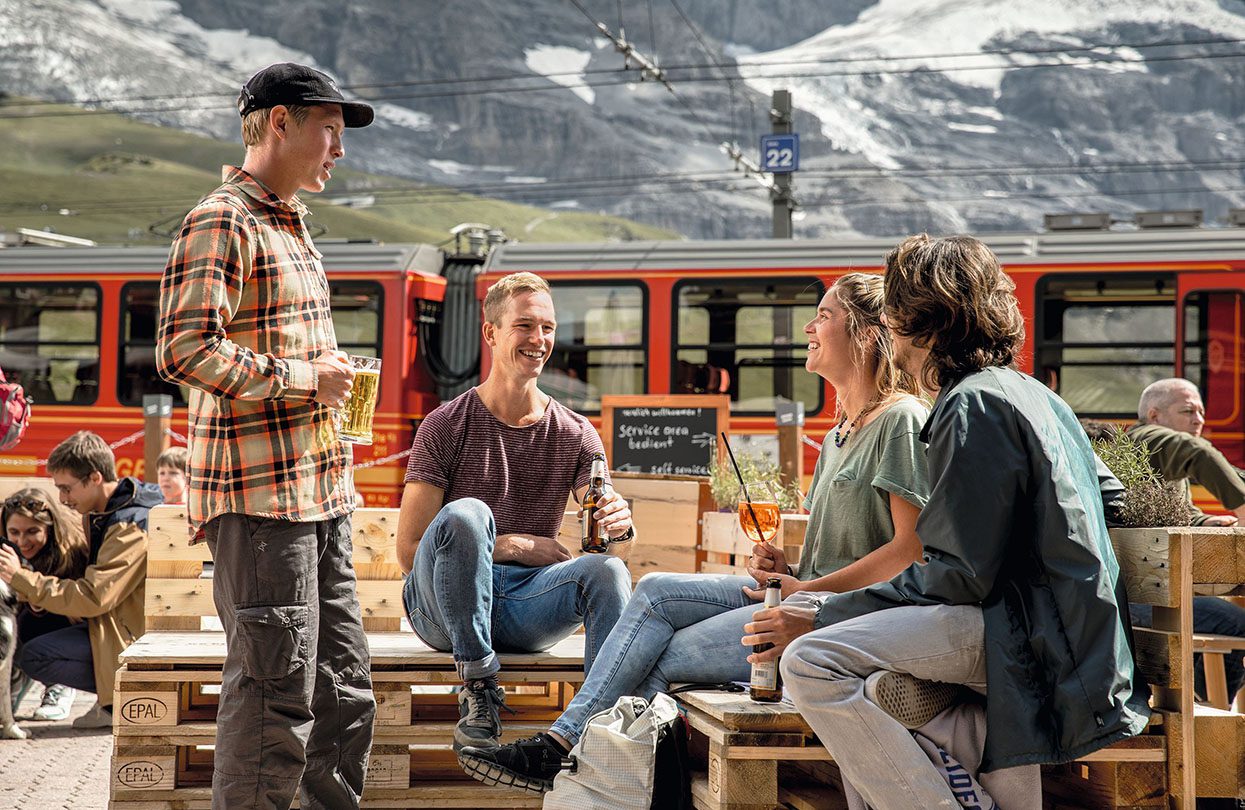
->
<box><xmin>813</xmin><ymin>366</ymin><xmax>1151</xmax><ymax>771</ymax></box>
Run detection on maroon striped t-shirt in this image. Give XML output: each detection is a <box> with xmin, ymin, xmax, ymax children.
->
<box><xmin>404</xmin><ymin>388</ymin><xmax>608</xmax><ymax>539</ymax></box>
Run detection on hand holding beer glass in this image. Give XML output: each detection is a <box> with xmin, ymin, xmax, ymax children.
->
<box><xmin>338</xmin><ymin>355</ymin><xmax>381</xmax><ymax>444</ymax></box>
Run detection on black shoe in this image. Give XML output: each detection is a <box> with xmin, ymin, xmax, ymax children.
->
<box><xmin>458</xmin><ymin>733</ymin><xmax>571</xmax><ymax>793</ymax></box>
<box><xmin>454</xmin><ymin>676</ymin><xmax>510</xmax><ymax>752</ymax></box>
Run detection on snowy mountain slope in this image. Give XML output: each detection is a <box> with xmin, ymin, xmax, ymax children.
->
<box><xmin>2</xmin><ymin>0</ymin><xmax>1244</xmax><ymax>239</ymax></box>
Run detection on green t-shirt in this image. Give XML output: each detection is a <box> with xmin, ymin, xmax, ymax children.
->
<box><xmin>796</xmin><ymin>396</ymin><xmax>931</xmax><ymax>580</ymax></box>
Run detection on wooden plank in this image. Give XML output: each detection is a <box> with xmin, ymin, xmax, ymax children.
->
<box><xmin>1111</xmin><ymin>528</ymin><xmax>1173</xmax><ymax>608</ymax></box>
<box><xmin>1193</xmin><ymin>704</ymin><xmax>1245</xmax><ymax>799</ymax></box>
<box><xmin>146</xmin><ymin>505</ymin><xmax>405</xmax><ymax>567</ymax></box>
<box><xmin>110</xmin><ymin>782</ymin><xmax>543</xmax><ymax>808</ymax></box>
<box><xmin>112</xmin><ymin>745</ymin><xmax>178</xmax><ymax>792</ymax></box>
<box><xmin>1188</xmin><ymin>527</ymin><xmax>1245</xmax><ymax>586</ymax></box>
<box><xmin>0</xmin><ymin>477</ymin><xmax>57</xmax><ymax>499</ymax></box>
<box><xmin>706</xmin><ymin>740</ymin><xmax>777</xmax><ymax>810</ymax></box>
<box><xmin>120</xmin><ymin>631</ymin><xmax>586</xmax><ymax>669</ymax></box>
<box><xmin>676</xmin><ymin>690</ymin><xmax>812</xmax><ymax>734</ymax></box>
<box><xmin>1170</xmin><ymin>531</ymin><xmax>1195</xmax><ymax>810</ymax></box>
<box><xmin>1132</xmin><ymin>628</ymin><xmax>1181</xmax><ymax>690</ymax></box>
<box><xmin>145</xmin><ymin>579</ymin><xmax>408</xmax><ymax>624</ymax></box>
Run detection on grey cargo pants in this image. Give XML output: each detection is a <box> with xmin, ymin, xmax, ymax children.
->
<box><xmin>206</xmin><ymin>513</ymin><xmax>376</xmax><ymax>810</ymax></box>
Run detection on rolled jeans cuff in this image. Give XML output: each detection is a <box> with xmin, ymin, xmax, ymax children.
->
<box><xmin>458</xmin><ymin>651</ymin><xmax>499</xmax><ymax>682</ymax></box>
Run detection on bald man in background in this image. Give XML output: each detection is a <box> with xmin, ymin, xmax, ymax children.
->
<box><xmin>1123</xmin><ymin>377</ymin><xmax>1245</xmax><ymax>706</ymax></box>
<box><xmin>1126</xmin><ymin>378</ymin><xmax>1245</xmax><ymax>526</ymax></box>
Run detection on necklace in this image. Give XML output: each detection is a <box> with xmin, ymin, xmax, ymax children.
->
<box><xmin>833</xmin><ymin>399</ymin><xmax>880</xmax><ymax>447</ymax></box>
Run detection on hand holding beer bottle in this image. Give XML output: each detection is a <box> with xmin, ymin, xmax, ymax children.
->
<box><xmin>581</xmin><ymin>452</ymin><xmax>610</xmax><ymax>553</ymax></box>
<box><xmin>749</xmin><ymin>578</ymin><xmax>784</xmax><ymax>702</ymax></box>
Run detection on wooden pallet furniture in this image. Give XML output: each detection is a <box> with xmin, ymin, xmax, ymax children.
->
<box><xmin>700</xmin><ymin>511</ymin><xmax>809</xmax><ymax>577</ymax></box>
<box><xmin>109</xmin><ymin>504</ymin><xmax>585</xmax><ymax>809</ymax></box>
<box><xmin>673</xmin><ymin>526</ymin><xmax>1245</xmax><ymax>810</ymax></box>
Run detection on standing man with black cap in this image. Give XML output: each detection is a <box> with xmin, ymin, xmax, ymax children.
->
<box><xmin>157</xmin><ymin>63</ymin><xmax>376</xmax><ymax>810</ymax></box>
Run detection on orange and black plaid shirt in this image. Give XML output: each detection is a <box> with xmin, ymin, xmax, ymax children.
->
<box><xmin>157</xmin><ymin>166</ymin><xmax>353</xmax><ymax>528</ymax></box>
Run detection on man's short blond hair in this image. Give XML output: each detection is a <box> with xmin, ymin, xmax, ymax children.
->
<box><xmin>483</xmin><ymin>272</ymin><xmax>551</xmax><ymax>324</ymax></box>
<box><xmin>241</xmin><ymin>104</ymin><xmax>312</xmax><ymax>147</ymax></box>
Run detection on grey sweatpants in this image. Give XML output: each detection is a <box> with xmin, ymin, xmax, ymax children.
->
<box><xmin>206</xmin><ymin>513</ymin><xmax>376</xmax><ymax>810</ymax></box>
<box><xmin>782</xmin><ymin>604</ymin><xmax>1037</xmax><ymax>810</ymax></box>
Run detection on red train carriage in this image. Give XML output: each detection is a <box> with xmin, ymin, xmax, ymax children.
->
<box><xmin>2</xmin><ymin>227</ymin><xmax>1242</xmax><ymax>511</ymax></box>
<box><xmin>0</xmin><ymin>243</ymin><xmax>448</xmax><ymax>505</ymax></box>
<box><xmin>481</xmin><ymin>228</ymin><xmax>1245</xmax><ymax>507</ymax></box>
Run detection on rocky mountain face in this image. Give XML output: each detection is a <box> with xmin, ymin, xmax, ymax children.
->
<box><xmin>3</xmin><ymin>0</ymin><xmax>1245</xmax><ymax>239</ymax></box>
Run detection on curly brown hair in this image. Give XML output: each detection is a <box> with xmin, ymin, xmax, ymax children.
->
<box><xmin>2</xmin><ymin>487</ymin><xmax>89</xmax><ymax>579</ymax></box>
<box><xmin>882</xmin><ymin>234</ymin><xmax>1025</xmax><ymax>390</ymax></box>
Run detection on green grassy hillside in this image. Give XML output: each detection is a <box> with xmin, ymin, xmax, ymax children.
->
<box><xmin>0</xmin><ymin>102</ymin><xmax>679</xmax><ymax>245</ymax></box>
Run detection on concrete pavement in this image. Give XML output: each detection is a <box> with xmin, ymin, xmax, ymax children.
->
<box><xmin>0</xmin><ymin>686</ymin><xmax>111</xmax><ymax>810</ymax></box>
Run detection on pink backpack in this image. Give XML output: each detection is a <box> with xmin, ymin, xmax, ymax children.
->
<box><xmin>0</xmin><ymin>367</ymin><xmax>31</xmax><ymax>451</ymax></box>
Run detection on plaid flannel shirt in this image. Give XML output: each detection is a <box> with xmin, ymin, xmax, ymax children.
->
<box><xmin>157</xmin><ymin>166</ymin><xmax>353</xmax><ymax>528</ymax></box>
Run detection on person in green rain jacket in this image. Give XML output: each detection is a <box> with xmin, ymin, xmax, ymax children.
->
<box><xmin>744</xmin><ymin>234</ymin><xmax>1150</xmax><ymax>810</ymax></box>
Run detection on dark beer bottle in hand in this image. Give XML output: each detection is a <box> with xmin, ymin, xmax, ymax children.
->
<box><xmin>581</xmin><ymin>452</ymin><xmax>610</xmax><ymax>554</ymax></box>
<box><xmin>750</xmin><ymin>577</ymin><xmax>784</xmax><ymax>703</ymax></box>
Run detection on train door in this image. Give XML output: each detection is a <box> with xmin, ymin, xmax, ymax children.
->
<box><xmin>1178</xmin><ymin>273</ymin><xmax>1245</xmax><ymax>466</ymax></box>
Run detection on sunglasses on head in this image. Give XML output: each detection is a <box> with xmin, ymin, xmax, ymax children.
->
<box><xmin>3</xmin><ymin>495</ymin><xmax>51</xmax><ymax>515</ymax></box>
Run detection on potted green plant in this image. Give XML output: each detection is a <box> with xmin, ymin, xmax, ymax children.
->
<box><xmin>703</xmin><ymin>451</ymin><xmax>806</xmax><ymax>570</ymax></box>
<box><xmin>1092</xmin><ymin>429</ymin><xmax>1195</xmax><ymax>528</ymax></box>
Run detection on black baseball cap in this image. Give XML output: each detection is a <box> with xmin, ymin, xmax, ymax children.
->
<box><xmin>238</xmin><ymin>62</ymin><xmax>374</xmax><ymax>128</ymax></box>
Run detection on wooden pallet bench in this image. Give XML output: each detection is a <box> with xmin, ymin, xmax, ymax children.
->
<box><xmin>110</xmin><ymin>632</ymin><xmax>583</xmax><ymax>809</ymax></box>
<box><xmin>109</xmin><ymin>505</ymin><xmax>589</xmax><ymax>809</ymax></box>
<box><xmin>672</xmin><ymin>527</ymin><xmax>1245</xmax><ymax>810</ymax></box>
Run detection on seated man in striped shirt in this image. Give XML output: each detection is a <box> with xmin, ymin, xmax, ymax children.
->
<box><xmin>396</xmin><ymin>272</ymin><xmax>635</xmax><ymax>755</ymax></box>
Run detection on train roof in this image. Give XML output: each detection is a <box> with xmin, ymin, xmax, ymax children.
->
<box><xmin>484</xmin><ymin>227</ymin><xmax>1245</xmax><ymax>273</ymax></box>
<box><xmin>0</xmin><ymin>241</ymin><xmax>445</xmax><ymax>276</ymax></box>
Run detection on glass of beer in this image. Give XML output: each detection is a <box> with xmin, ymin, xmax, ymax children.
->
<box><xmin>739</xmin><ymin>500</ymin><xmax>781</xmax><ymax>544</ymax></box>
<box><xmin>339</xmin><ymin>355</ymin><xmax>381</xmax><ymax>445</ymax></box>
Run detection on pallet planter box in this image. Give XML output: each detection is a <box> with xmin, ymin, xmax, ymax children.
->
<box><xmin>700</xmin><ymin>511</ymin><xmax>809</xmax><ymax>576</ymax></box>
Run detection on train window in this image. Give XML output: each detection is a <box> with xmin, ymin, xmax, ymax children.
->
<box><xmin>1184</xmin><ymin>289</ymin><xmax>1244</xmax><ymax>466</ymax></box>
<box><xmin>330</xmin><ymin>281</ymin><xmax>383</xmax><ymax>358</ymax></box>
<box><xmin>673</xmin><ymin>278</ymin><xmax>824</xmax><ymax>416</ymax></box>
<box><xmin>0</xmin><ymin>284</ymin><xmax>100</xmax><ymax>405</ymax></box>
<box><xmin>118</xmin><ymin>283</ymin><xmax>189</xmax><ymax>407</ymax></box>
<box><xmin>545</xmin><ymin>282</ymin><xmax>646</xmax><ymax>413</ymax></box>
<box><xmin>1035</xmin><ymin>274</ymin><xmax>1177</xmax><ymax>416</ymax></box>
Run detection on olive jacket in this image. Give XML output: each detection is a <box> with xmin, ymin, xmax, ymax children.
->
<box><xmin>1126</xmin><ymin>422</ymin><xmax>1245</xmax><ymax>523</ymax></box>
<box><xmin>813</xmin><ymin>367</ymin><xmax>1151</xmax><ymax>771</ymax></box>
<box><xmin>10</xmin><ymin>476</ymin><xmax>161</xmax><ymax>705</ymax></box>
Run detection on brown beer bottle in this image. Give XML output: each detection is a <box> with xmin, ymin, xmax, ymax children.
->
<box><xmin>749</xmin><ymin>577</ymin><xmax>783</xmax><ymax>702</ymax></box>
<box><xmin>581</xmin><ymin>452</ymin><xmax>610</xmax><ymax>554</ymax></box>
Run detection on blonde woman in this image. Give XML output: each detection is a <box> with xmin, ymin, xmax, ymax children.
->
<box><xmin>460</xmin><ymin>272</ymin><xmax>933</xmax><ymax>793</ymax></box>
<box><xmin>1</xmin><ymin>488</ymin><xmax>89</xmax><ymax>720</ymax></box>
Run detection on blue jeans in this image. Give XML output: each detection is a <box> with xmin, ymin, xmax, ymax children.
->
<box><xmin>402</xmin><ymin>498</ymin><xmax>632</xmax><ymax>681</ymax></box>
<box><xmin>549</xmin><ymin>572</ymin><xmax>774</xmax><ymax>745</ymax></box>
<box><xmin>17</xmin><ymin>621</ymin><xmax>95</xmax><ymax>694</ymax></box>
<box><xmin>1131</xmin><ymin>596</ymin><xmax>1245</xmax><ymax>699</ymax></box>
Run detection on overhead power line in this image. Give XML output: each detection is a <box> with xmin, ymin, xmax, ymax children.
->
<box><xmin>4</xmin><ymin>33</ymin><xmax>1243</xmax><ymax>110</ymax></box>
<box><xmin>4</xmin><ymin>155</ymin><xmax>1245</xmax><ymax>215</ymax></box>
<box><xmin>4</xmin><ymin>35</ymin><xmax>1244</xmax><ymax>120</ymax></box>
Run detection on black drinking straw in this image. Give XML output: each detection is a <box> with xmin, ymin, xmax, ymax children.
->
<box><xmin>720</xmin><ymin>431</ymin><xmax>766</xmax><ymax>541</ymax></box>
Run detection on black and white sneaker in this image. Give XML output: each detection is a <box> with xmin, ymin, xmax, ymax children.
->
<box><xmin>864</xmin><ymin>670</ymin><xmax>959</xmax><ymax>730</ymax></box>
<box><xmin>458</xmin><ymin>732</ymin><xmax>572</xmax><ymax>793</ymax></box>
<box><xmin>454</xmin><ymin>677</ymin><xmax>510</xmax><ymax>752</ymax></box>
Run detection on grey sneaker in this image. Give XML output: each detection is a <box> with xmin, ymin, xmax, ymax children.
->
<box><xmin>454</xmin><ymin>677</ymin><xmax>510</xmax><ymax>752</ymax></box>
<box><xmin>864</xmin><ymin>670</ymin><xmax>958</xmax><ymax>730</ymax></box>
<box><xmin>10</xmin><ymin>668</ymin><xmax>33</xmax><ymax>713</ymax></box>
<box><xmin>71</xmin><ymin>701</ymin><xmax>113</xmax><ymax>729</ymax></box>
<box><xmin>33</xmin><ymin>684</ymin><xmax>76</xmax><ymax>721</ymax></box>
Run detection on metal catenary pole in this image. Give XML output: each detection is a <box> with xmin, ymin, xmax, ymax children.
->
<box><xmin>770</xmin><ymin>89</ymin><xmax>795</xmax><ymax>239</ymax></box>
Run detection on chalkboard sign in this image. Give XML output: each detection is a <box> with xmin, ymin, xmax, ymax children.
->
<box><xmin>600</xmin><ymin>395</ymin><xmax>729</xmax><ymax>477</ymax></box>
